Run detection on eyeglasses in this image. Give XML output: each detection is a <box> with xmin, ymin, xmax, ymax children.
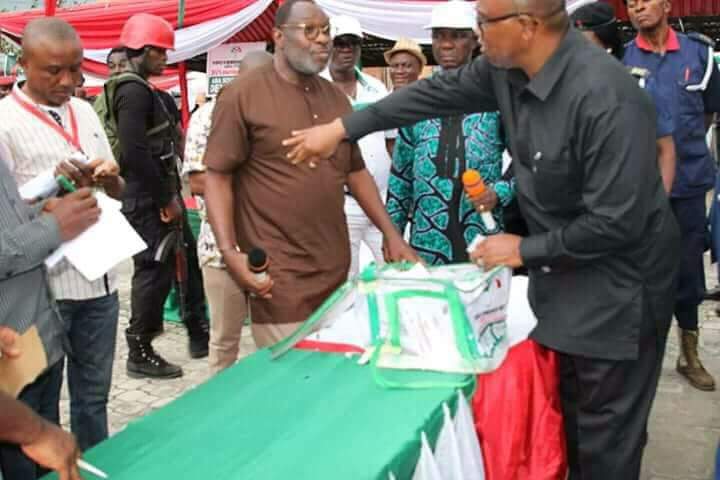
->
<box><xmin>475</xmin><ymin>3</ymin><xmax>565</xmax><ymax>34</ymax></box>
<box><xmin>475</xmin><ymin>12</ymin><xmax>527</xmax><ymax>34</ymax></box>
<box><xmin>280</xmin><ymin>23</ymin><xmax>331</xmax><ymax>41</ymax></box>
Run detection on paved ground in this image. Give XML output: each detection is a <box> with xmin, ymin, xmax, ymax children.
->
<box><xmin>58</xmin><ymin>257</ymin><xmax>720</xmax><ymax>479</ymax></box>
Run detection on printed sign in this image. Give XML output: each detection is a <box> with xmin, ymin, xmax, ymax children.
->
<box><xmin>206</xmin><ymin>42</ymin><xmax>266</xmax><ymax>96</ymax></box>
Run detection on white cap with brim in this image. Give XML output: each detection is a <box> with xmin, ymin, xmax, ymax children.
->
<box><xmin>424</xmin><ymin>1</ymin><xmax>477</xmax><ymax>30</ymax></box>
<box><xmin>331</xmin><ymin>15</ymin><xmax>364</xmax><ymax>39</ymax></box>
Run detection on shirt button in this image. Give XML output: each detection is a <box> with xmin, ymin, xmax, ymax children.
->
<box><xmin>312</xmin><ymin>114</ymin><xmax>318</xmax><ymax>120</ymax></box>
<box><xmin>541</xmin><ymin>266</ymin><xmax>552</xmax><ymax>273</ymax></box>
<box><xmin>532</xmin><ymin>166</ymin><xmax>538</xmax><ymax>173</ymax></box>
<box><xmin>304</xmin><ymin>87</ymin><xmax>310</xmax><ymax>92</ymax></box>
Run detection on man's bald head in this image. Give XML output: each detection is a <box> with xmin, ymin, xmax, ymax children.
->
<box><xmin>512</xmin><ymin>0</ymin><xmax>568</xmax><ymax>30</ymax></box>
<box><xmin>22</xmin><ymin>18</ymin><xmax>81</xmax><ymax>56</ymax></box>
<box><xmin>19</xmin><ymin>18</ymin><xmax>83</xmax><ymax>106</ymax></box>
<box><xmin>238</xmin><ymin>50</ymin><xmax>273</xmax><ymax>74</ymax></box>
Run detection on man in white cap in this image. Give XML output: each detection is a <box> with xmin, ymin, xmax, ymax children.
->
<box><xmin>321</xmin><ymin>15</ymin><xmax>392</xmax><ymax>277</ymax></box>
<box><xmin>385</xmin><ymin>1</ymin><xmax>511</xmax><ymax>265</ymax></box>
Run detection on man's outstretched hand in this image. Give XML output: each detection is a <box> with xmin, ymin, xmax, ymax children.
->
<box><xmin>282</xmin><ymin>119</ymin><xmax>347</xmax><ymax>167</ymax></box>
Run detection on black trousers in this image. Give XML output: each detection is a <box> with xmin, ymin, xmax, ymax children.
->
<box><xmin>122</xmin><ymin>195</ymin><xmax>207</xmax><ymax>340</ymax></box>
<box><xmin>670</xmin><ymin>194</ymin><xmax>707</xmax><ymax>330</ymax></box>
<box><xmin>560</xmin><ymin>318</ymin><xmax>669</xmax><ymax>480</ymax></box>
<box><xmin>0</xmin><ymin>361</ymin><xmax>64</xmax><ymax>480</ymax></box>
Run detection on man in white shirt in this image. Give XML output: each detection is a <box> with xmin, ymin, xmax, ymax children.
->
<box><xmin>0</xmin><ymin>18</ymin><xmax>123</xmax><ymax>457</ymax></box>
<box><xmin>320</xmin><ymin>15</ymin><xmax>392</xmax><ymax>277</ymax></box>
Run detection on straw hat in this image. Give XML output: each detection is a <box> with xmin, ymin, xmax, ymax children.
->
<box><xmin>383</xmin><ymin>38</ymin><xmax>427</xmax><ymax>67</ymax></box>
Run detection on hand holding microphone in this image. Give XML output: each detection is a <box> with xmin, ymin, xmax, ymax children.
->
<box><xmin>222</xmin><ymin>245</ymin><xmax>274</xmax><ymax>299</ymax></box>
<box><xmin>247</xmin><ymin>248</ymin><xmax>269</xmax><ymax>283</ymax></box>
<box><xmin>462</xmin><ymin>169</ymin><xmax>498</xmax><ymax>232</ymax></box>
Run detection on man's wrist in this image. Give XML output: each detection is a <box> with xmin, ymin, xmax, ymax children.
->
<box><xmin>218</xmin><ymin>245</ymin><xmax>242</xmax><ymax>255</ymax></box>
<box><xmin>22</xmin><ymin>414</ymin><xmax>48</xmax><ymax>446</ymax></box>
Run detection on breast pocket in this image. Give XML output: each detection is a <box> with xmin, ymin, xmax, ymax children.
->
<box><xmin>531</xmin><ymin>144</ymin><xmax>574</xmax><ymax>212</ymax></box>
<box><xmin>677</xmin><ymin>62</ymin><xmax>705</xmax><ymax>114</ymax></box>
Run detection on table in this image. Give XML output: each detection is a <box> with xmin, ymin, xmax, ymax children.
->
<box><xmin>46</xmin><ymin>349</ymin><xmax>473</xmax><ymax>480</ymax></box>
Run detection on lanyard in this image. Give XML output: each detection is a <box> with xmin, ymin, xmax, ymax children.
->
<box><xmin>11</xmin><ymin>91</ymin><xmax>82</xmax><ymax>153</ymax></box>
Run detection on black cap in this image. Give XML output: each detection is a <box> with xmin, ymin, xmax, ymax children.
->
<box><xmin>570</xmin><ymin>2</ymin><xmax>617</xmax><ymax>32</ymax></box>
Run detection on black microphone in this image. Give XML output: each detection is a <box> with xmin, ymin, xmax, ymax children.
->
<box><xmin>247</xmin><ymin>248</ymin><xmax>269</xmax><ymax>283</ymax></box>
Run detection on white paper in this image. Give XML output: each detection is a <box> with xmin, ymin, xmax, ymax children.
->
<box><xmin>18</xmin><ymin>154</ymin><xmax>91</xmax><ymax>201</ymax></box>
<box><xmin>46</xmin><ymin>192</ymin><xmax>147</xmax><ymax>281</ymax></box>
<box><xmin>412</xmin><ymin>432</ymin><xmax>443</xmax><ymax>480</ymax></box>
<box><xmin>434</xmin><ymin>403</ymin><xmax>464</xmax><ymax>480</ymax></box>
<box><xmin>505</xmin><ymin>275</ymin><xmax>538</xmax><ymax>347</ymax></box>
<box><xmin>454</xmin><ymin>391</ymin><xmax>486</xmax><ymax>480</ymax></box>
<box><xmin>18</xmin><ymin>169</ymin><xmax>59</xmax><ymax>201</ymax></box>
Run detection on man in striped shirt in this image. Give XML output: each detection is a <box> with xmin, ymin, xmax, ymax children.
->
<box><xmin>0</xmin><ymin>18</ymin><xmax>123</xmax><ymax>458</ymax></box>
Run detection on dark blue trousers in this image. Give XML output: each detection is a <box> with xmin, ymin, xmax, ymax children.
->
<box><xmin>671</xmin><ymin>194</ymin><xmax>707</xmax><ymax>330</ymax></box>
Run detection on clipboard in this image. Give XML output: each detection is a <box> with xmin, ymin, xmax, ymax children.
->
<box><xmin>0</xmin><ymin>326</ymin><xmax>49</xmax><ymax>397</ymax></box>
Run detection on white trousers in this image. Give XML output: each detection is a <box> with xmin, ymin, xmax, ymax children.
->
<box><xmin>347</xmin><ymin>212</ymin><xmax>385</xmax><ymax>279</ymax></box>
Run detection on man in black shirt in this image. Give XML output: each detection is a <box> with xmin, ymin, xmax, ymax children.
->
<box><xmin>115</xmin><ymin>13</ymin><xmax>209</xmax><ymax>379</ymax></box>
<box><xmin>283</xmin><ymin>0</ymin><xmax>680</xmax><ymax>477</ymax></box>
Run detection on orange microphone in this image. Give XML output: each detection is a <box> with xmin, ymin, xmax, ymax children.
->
<box><xmin>462</xmin><ymin>169</ymin><xmax>497</xmax><ymax>232</ymax></box>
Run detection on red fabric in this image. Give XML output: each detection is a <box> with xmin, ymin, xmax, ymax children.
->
<box><xmin>636</xmin><ymin>27</ymin><xmax>680</xmax><ymax>52</ymax></box>
<box><xmin>178</xmin><ymin>62</ymin><xmax>190</xmax><ymax>129</ymax></box>
<box><xmin>184</xmin><ymin>197</ymin><xmax>199</xmax><ymax>210</ymax></box>
<box><xmin>294</xmin><ymin>340</ymin><xmax>366</xmax><ymax>355</ymax></box>
<box><xmin>473</xmin><ymin>340</ymin><xmax>567</xmax><ymax>480</ymax></box>
<box><xmin>0</xmin><ymin>0</ymin><xmax>270</xmax><ymax>49</ymax></box>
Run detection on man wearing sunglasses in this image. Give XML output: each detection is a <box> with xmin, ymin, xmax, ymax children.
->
<box><xmin>203</xmin><ymin>0</ymin><xmax>417</xmax><ymax>347</ymax></box>
<box><xmin>283</xmin><ymin>0</ymin><xmax>681</xmax><ymax>477</ymax></box>
<box><xmin>320</xmin><ymin>15</ymin><xmax>392</xmax><ymax>278</ymax></box>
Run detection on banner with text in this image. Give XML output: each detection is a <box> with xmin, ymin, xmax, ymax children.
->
<box><xmin>206</xmin><ymin>42</ymin><xmax>266</xmax><ymax>96</ymax></box>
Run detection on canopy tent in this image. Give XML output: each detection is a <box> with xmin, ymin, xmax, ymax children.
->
<box><xmin>0</xmin><ymin>0</ymin><xmax>277</xmax><ymax>125</ymax></box>
<box><xmin>0</xmin><ymin>0</ymin><xmax>599</xmax><ymax>123</ymax></box>
<box><xmin>0</xmin><ymin>0</ymin><xmax>276</xmax><ymax>76</ymax></box>
<box><xmin>313</xmin><ymin>0</ymin><xmax>593</xmax><ymax>44</ymax></box>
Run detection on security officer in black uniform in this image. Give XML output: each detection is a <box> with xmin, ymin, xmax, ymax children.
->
<box><xmin>624</xmin><ymin>0</ymin><xmax>720</xmax><ymax>391</ymax></box>
<box><xmin>114</xmin><ymin>13</ymin><xmax>209</xmax><ymax>379</ymax></box>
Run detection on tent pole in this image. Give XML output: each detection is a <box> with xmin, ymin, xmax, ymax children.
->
<box><xmin>45</xmin><ymin>0</ymin><xmax>56</xmax><ymax>16</ymax></box>
<box><xmin>177</xmin><ymin>0</ymin><xmax>190</xmax><ymax>129</ymax></box>
<box><xmin>178</xmin><ymin>62</ymin><xmax>190</xmax><ymax>130</ymax></box>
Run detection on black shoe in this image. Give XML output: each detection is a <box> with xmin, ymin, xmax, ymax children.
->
<box><xmin>188</xmin><ymin>331</ymin><xmax>209</xmax><ymax>359</ymax></box>
<box><xmin>704</xmin><ymin>286</ymin><xmax>720</xmax><ymax>301</ymax></box>
<box><xmin>186</xmin><ymin>318</ymin><xmax>209</xmax><ymax>359</ymax></box>
<box><xmin>126</xmin><ymin>335</ymin><xmax>183</xmax><ymax>379</ymax></box>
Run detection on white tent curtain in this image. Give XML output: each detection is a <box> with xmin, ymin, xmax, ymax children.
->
<box><xmin>83</xmin><ymin>0</ymin><xmax>273</xmax><ymax>65</ymax></box>
<box><xmin>315</xmin><ymin>0</ymin><xmax>601</xmax><ymax>45</ymax></box>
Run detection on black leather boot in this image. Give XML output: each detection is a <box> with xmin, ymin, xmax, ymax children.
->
<box><xmin>126</xmin><ymin>334</ymin><xmax>183</xmax><ymax>379</ymax></box>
